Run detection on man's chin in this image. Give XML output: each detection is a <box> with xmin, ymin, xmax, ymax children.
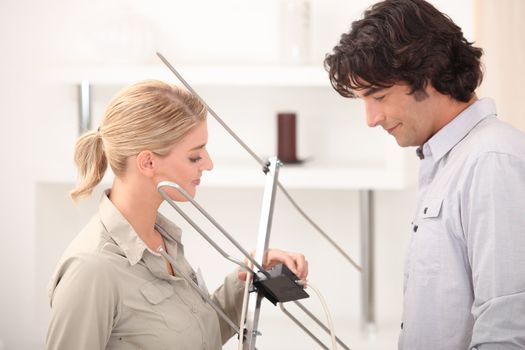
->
<box><xmin>394</xmin><ymin>137</ymin><xmax>417</xmax><ymax>148</ymax></box>
<box><xmin>394</xmin><ymin>138</ymin><xmax>408</xmax><ymax>147</ymax></box>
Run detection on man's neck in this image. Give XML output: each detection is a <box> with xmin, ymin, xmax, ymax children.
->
<box><xmin>430</xmin><ymin>94</ymin><xmax>478</xmax><ymax>140</ymax></box>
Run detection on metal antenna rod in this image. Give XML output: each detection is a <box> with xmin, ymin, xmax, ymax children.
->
<box><xmin>280</xmin><ymin>301</ymin><xmax>352</xmax><ymax>350</ymax></box>
<box><xmin>156</xmin><ymin>52</ymin><xmax>264</xmax><ymax>166</ymax></box>
<box><xmin>291</xmin><ymin>300</ymin><xmax>351</xmax><ymax>350</ymax></box>
<box><xmin>157</xmin><ymin>181</ymin><xmax>270</xmax><ymax>278</ymax></box>
<box><xmin>277</xmin><ymin>184</ymin><xmax>362</xmax><ymax>272</ymax></box>
<box><xmin>157</xmin><ymin>185</ymin><xmax>257</xmax><ymax>275</ymax></box>
<box><xmin>156</xmin><ymin>52</ymin><xmax>361</xmax><ymax>272</ymax></box>
<box><xmin>279</xmin><ymin>303</ymin><xmax>330</xmax><ymax>350</ymax></box>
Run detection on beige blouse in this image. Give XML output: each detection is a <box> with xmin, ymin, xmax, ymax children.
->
<box><xmin>47</xmin><ymin>192</ymin><xmax>245</xmax><ymax>350</ymax></box>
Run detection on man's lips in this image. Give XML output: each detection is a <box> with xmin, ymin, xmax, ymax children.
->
<box><xmin>386</xmin><ymin>124</ymin><xmax>400</xmax><ymax>134</ymax></box>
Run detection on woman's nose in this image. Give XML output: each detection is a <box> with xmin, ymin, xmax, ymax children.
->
<box><xmin>203</xmin><ymin>150</ymin><xmax>213</xmax><ymax>171</ymax></box>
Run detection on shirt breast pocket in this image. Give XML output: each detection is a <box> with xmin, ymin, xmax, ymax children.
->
<box><xmin>413</xmin><ymin>197</ymin><xmax>445</xmax><ymax>284</ymax></box>
<box><xmin>140</xmin><ymin>279</ymin><xmax>191</xmax><ymax>332</ymax></box>
<box><xmin>421</xmin><ymin>197</ymin><xmax>444</xmax><ymax>219</ymax></box>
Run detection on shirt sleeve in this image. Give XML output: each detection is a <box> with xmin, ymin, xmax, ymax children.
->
<box><xmin>210</xmin><ymin>269</ymin><xmax>246</xmax><ymax>344</ymax></box>
<box><xmin>463</xmin><ymin>152</ymin><xmax>525</xmax><ymax>349</ymax></box>
<box><xmin>46</xmin><ymin>255</ymin><xmax>120</xmax><ymax>350</ymax></box>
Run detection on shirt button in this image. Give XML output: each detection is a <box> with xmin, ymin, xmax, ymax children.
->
<box><xmin>401</xmin><ymin>322</ymin><xmax>403</xmax><ymax>329</ymax></box>
<box><xmin>423</xmin><ymin>207</ymin><xmax>428</xmax><ymax>214</ymax></box>
<box><xmin>191</xmin><ymin>306</ymin><xmax>197</xmax><ymax>313</ymax></box>
<box><xmin>202</xmin><ymin>342</ymin><xmax>207</xmax><ymax>350</ymax></box>
<box><xmin>413</xmin><ymin>225</ymin><xmax>418</xmax><ymax>232</ymax></box>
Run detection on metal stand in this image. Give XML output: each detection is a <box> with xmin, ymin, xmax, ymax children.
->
<box><xmin>359</xmin><ymin>190</ymin><xmax>375</xmax><ymax>330</ymax></box>
<box><xmin>78</xmin><ymin>80</ymin><xmax>91</xmax><ymax>135</ymax></box>
<box><xmin>243</xmin><ymin>157</ymin><xmax>281</xmax><ymax>349</ymax></box>
<box><xmin>152</xmin><ymin>52</ymin><xmax>362</xmax><ymax>348</ymax></box>
<box><xmin>157</xmin><ymin>157</ymin><xmax>351</xmax><ymax>349</ymax></box>
<box><xmin>280</xmin><ymin>301</ymin><xmax>351</xmax><ymax>350</ymax></box>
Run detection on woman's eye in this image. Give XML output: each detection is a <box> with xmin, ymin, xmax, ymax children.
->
<box><xmin>374</xmin><ymin>95</ymin><xmax>385</xmax><ymax>102</ymax></box>
<box><xmin>189</xmin><ymin>157</ymin><xmax>202</xmax><ymax>163</ymax></box>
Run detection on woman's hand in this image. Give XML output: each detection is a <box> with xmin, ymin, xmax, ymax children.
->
<box><xmin>238</xmin><ymin>248</ymin><xmax>308</xmax><ymax>282</ymax></box>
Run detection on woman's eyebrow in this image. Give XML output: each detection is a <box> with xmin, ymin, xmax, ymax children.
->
<box><xmin>189</xmin><ymin>143</ymin><xmax>206</xmax><ymax>151</ymax></box>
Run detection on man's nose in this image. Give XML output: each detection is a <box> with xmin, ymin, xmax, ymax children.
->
<box><xmin>365</xmin><ymin>103</ymin><xmax>386</xmax><ymax>128</ymax></box>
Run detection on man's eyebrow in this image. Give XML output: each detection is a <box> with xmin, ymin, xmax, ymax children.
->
<box><xmin>362</xmin><ymin>86</ymin><xmax>386</xmax><ymax>97</ymax></box>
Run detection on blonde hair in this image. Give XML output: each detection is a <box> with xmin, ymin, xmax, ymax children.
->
<box><xmin>70</xmin><ymin>80</ymin><xmax>207</xmax><ymax>201</ymax></box>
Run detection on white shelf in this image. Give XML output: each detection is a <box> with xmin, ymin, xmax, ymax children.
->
<box><xmin>43</xmin><ymin>62</ymin><xmax>410</xmax><ymax>190</ymax></box>
<box><xmin>37</xmin><ymin>148</ymin><xmax>409</xmax><ymax>190</ymax></box>
<box><xmin>45</xmin><ymin>64</ymin><xmax>331</xmax><ymax>87</ymax></box>
<box><xmin>205</xmin><ymin>158</ymin><xmax>407</xmax><ymax>190</ymax></box>
<box><xmin>36</xmin><ymin>167</ymin><xmax>406</xmax><ymax>190</ymax></box>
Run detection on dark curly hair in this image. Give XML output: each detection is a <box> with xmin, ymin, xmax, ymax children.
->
<box><xmin>324</xmin><ymin>0</ymin><xmax>483</xmax><ymax>102</ymax></box>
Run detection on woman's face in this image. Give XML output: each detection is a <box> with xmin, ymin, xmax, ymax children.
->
<box><xmin>153</xmin><ymin>120</ymin><xmax>213</xmax><ymax>201</ymax></box>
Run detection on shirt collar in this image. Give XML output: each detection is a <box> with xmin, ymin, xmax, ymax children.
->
<box><xmin>417</xmin><ymin>98</ymin><xmax>497</xmax><ymax>162</ymax></box>
<box><xmin>98</xmin><ymin>190</ymin><xmax>183</xmax><ymax>265</ymax></box>
<box><xmin>155</xmin><ymin>212</ymin><xmax>182</xmax><ymax>244</ymax></box>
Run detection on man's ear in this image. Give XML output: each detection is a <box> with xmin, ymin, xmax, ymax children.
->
<box><xmin>136</xmin><ymin>150</ymin><xmax>156</xmax><ymax>177</ymax></box>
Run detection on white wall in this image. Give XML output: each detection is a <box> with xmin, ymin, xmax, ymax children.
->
<box><xmin>0</xmin><ymin>1</ymin><xmax>473</xmax><ymax>349</ymax></box>
<box><xmin>474</xmin><ymin>0</ymin><xmax>525</xmax><ymax>132</ymax></box>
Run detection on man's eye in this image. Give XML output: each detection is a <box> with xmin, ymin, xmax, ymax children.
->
<box><xmin>189</xmin><ymin>157</ymin><xmax>202</xmax><ymax>163</ymax></box>
<box><xmin>374</xmin><ymin>95</ymin><xmax>385</xmax><ymax>101</ymax></box>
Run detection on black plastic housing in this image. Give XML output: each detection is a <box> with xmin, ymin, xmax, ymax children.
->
<box><xmin>253</xmin><ymin>263</ymin><xmax>309</xmax><ymax>305</ymax></box>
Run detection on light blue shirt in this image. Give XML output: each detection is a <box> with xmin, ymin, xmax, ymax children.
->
<box><xmin>399</xmin><ymin>98</ymin><xmax>525</xmax><ymax>350</ymax></box>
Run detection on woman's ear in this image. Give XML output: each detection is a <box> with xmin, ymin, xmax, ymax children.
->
<box><xmin>136</xmin><ymin>150</ymin><xmax>156</xmax><ymax>177</ymax></box>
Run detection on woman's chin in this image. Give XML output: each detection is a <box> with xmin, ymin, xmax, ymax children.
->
<box><xmin>158</xmin><ymin>186</ymin><xmax>196</xmax><ymax>203</ymax></box>
<box><xmin>174</xmin><ymin>187</ymin><xmax>196</xmax><ymax>202</ymax></box>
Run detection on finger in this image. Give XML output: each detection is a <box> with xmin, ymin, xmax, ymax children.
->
<box><xmin>290</xmin><ymin>253</ymin><xmax>308</xmax><ymax>280</ymax></box>
<box><xmin>282</xmin><ymin>254</ymin><xmax>300</xmax><ymax>276</ymax></box>
<box><xmin>297</xmin><ymin>257</ymin><xmax>308</xmax><ymax>281</ymax></box>
<box><xmin>261</xmin><ymin>249</ymin><xmax>309</xmax><ymax>281</ymax></box>
<box><xmin>238</xmin><ymin>270</ymin><xmax>247</xmax><ymax>281</ymax></box>
<box><xmin>272</xmin><ymin>251</ymin><xmax>306</xmax><ymax>279</ymax></box>
<box><xmin>304</xmin><ymin>259</ymin><xmax>309</xmax><ymax>280</ymax></box>
<box><xmin>263</xmin><ymin>249</ymin><xmax>293</xmax><ymax>271</ymax></box>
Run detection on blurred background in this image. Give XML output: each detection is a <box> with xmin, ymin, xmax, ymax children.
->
<box><xmin>0</xmin><ymin>0</ymin><xmax>523</xmax><ymax>349</ymax></box>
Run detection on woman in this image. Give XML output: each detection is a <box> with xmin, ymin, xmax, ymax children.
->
<box><xmin>46</xmin><ymin>80</ymin><xmax>308</xmax><ymax>350</ymax></box>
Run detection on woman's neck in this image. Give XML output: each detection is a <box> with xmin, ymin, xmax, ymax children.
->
<box><xmin>109</xmin><ymin>176</ymin><xmax>163</xmax><ymax>249</ymax></box>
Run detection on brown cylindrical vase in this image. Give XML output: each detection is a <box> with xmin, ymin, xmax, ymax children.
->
<box><xmin>277</xmin><ymin>112</ymin><xmax>299</xmax><ymax>163</ymax></box>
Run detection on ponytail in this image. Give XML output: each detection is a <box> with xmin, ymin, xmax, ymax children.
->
<box><xmin>70</xmin><ymin>129</ymin><xmax>107</xmax><ymax>201</ymax></box>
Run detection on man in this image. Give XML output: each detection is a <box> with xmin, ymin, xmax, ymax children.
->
<box><xmin>324</xmin><ymin>0</ymin><xmax>525</xmax><ymax>349</ymax></box>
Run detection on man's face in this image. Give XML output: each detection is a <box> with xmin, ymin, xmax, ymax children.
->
<box><xmin>354</xmin><ymin>83</ymin><xmax>440</xmax><ymax>147</ymax></box>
